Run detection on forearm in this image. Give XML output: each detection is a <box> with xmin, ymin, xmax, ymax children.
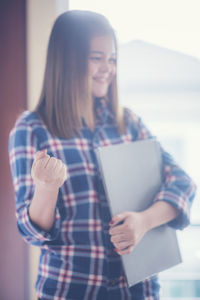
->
<box><xmin>29</xmin><ymin>184</ymin><xmax>59</xmax><ymax>231</ymax></box>
<box><xmin>141</xmin><ymin>201</ymin><xmax>179</xmax><ymax>232</ymax></box>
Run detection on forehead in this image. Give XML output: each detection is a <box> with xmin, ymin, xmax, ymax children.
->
<box><xmin>90</xmin><ymin>35</ymin><xmax>116</xmax><ymax>54</ymax></box>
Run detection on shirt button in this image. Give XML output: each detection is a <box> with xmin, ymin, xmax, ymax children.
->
<box><xmin>109</xmin><ymin>279</ymin><xmax>118</xmax><ymax>286</ymax></box>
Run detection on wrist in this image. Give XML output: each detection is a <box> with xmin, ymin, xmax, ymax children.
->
<box><xmin>140</xmin><ymin>210</ymin><xmax>154</xmax><ymax>232</ymax></box>
<box><xmin>29</xmin><ymin>182</ymin><xmax>59</xmax><ymax>231</ymax></box>
<box><xmin>34</xmin><ymin>180</ymin><xmax>60</xmax><ymax>193</ymax></box>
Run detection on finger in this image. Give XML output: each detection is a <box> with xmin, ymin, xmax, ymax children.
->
<box><xmin>50</xmin><ymin>160</ymin><xmax>66</xmax><ymax>183</ymax></box>
<box><xmin>56</xmin><ymin>162</ymin><xmax>67</xmax><ymax>180</ymax></box>
<box><xmin>35</xmin><ymin>155</ymin><xmax>50</xmax><ymax>169</ymax></box>
<box><xmin>111</xmin><ymin>233</ymin><xmax>127</xmax><ymax>243</ymax></box>
<box><xmin>61</xmin><ymin>164</ymin><xmax>68</xmax><ymax>181</ymax></box>
<box><xmin>114</xmin><ymin>240</ymin><xmax>130</xmax><ymax>250</ymax></box>
<box><xmin>109</xmin><ymin>213</ymin><xmax>127</xmax><ymax>227</ymax></box>
<box><xmin>112</xmin><ymin>234</ymin><xmax>136</xmax><ymax>247</ymax></box>
<box><xmin>32</xmin><ymin>154</ymin><xmax>50</xmax><ymax>174</ymax></box>
<box><xmin>44</xmin><ymin>157</ymin><xmax>58</xmax><ymax>171</ymax></box>
<box><xmin>34</xmin><ymin>149</ymin><xmax>47</xmax><ymax>161</ymax></box>
<box><xmin>53</xmin><ymin>159</ymin><xmax>63</xmax><ymax>172</ymax></box>
<box><xmin>115</xmin><ymin>245</ymin><xmax>134</xmax><ymax>256</ymax></box>
<box><xmin>109</xmin><ymin>223</ymin><xmax>125</xmax><ymax>236</ymax></box>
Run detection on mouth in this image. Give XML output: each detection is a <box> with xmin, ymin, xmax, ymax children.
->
<box><xmin>93</xmin><ymin>76</ymin><xmax>109</xmax><ymax>83</ymax></box>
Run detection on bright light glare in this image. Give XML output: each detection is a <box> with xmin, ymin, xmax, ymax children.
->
<box><xmin>196</xmin><ymin>250</ymin><xmax>200</xmax><ymax>259</ymax></box>
<box><xmin>69</xmin><ymin>0</ymin><xmax>200</xmax><ymax>59</ymax></box>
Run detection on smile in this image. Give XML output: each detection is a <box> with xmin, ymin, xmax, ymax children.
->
<box><xmin>93</xmin><ymin>77</ymin><xmax>109</xmax><ymax>83</ymax></box>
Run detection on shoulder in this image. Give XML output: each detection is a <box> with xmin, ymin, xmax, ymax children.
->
<box><xmin>123</xmin><ymin>107</ymin><xmax>141</xmax><ymax>126</ymax></box>
<box><xmin>122</xmin><ymin>107</ymin><xmax>153</xmax><ymax>139</ymax></box>
<box><xmin>10</xmin><ymin>110</ymin><xmax>47</xmax><ymax>135</ymax></box>
<box><xmin>9</xmin><ymin>110</ymin><xmax>48</xmax><ymax>146</ymax></box>
<box><xmin>14</xmin><ymin>110</ymin><xmax>43</xmax><ymax>129</ymax></box>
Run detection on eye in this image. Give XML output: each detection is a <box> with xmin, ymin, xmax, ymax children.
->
<box><xmin>89</xmin><ymin>56</ymin><xmax>102</xmax><ymax>62</ymax></box>
<box><xmin>109</xmin><ymin>57</ymin><xmax>117</xmax><ymax>64</ymax></box>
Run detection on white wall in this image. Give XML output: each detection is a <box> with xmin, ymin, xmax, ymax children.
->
<box><xmin>27</xmin><ymin>0</ymin><xmax>69</xmax><ymax>110</ymax></box>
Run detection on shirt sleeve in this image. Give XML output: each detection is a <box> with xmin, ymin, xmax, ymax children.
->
<box><xmin>125</xmin><ymin>108</ymin><xmax>197</xmax><ymax>230</ymax></box>
<box><xmin>8</xmin><ymin>114</ymin><xmax>61</xmax><ymax>246</ymax></box>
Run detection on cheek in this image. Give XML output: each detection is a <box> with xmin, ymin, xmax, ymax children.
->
<box><xmin>88</xmin><ymin>63</ymin><xmax>97</xmax><ymax>77</ymax></box>
<box><xmin>109</xmin><ymin>66</ymin><xmax>116</xmax><ymax>82</ymax></box>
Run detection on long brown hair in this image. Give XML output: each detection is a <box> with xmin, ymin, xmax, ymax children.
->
<box><xmin>34</xmin><ymin>10</ymin><xmax>125</xmax><ymax>139</ymax></box>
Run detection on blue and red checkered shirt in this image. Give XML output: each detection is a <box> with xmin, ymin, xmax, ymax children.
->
<box><xmin>9</xmin><ymin>99</ymin><xmax>196</xmax><ymax>300</ymax></box>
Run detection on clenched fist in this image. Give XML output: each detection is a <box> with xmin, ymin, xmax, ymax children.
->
<box><xmin>31</xmin><ymin>149</ymin><xmax>68</xmax><ymax>190</ymax></box>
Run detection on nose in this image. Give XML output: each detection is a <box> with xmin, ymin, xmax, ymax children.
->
<box><xmin>99</xmin><ymin>59</ymin><xmax>110</xmax><ymax>73</ymax></box>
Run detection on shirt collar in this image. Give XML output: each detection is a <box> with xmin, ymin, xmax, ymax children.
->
<box><xmin>94</xmin><ymin>97</ymin><xmax>115</xmax><ymax>125</ymax></box>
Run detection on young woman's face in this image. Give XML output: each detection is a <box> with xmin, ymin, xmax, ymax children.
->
<box><xmin>88</xmin><ymin>35</ymin><xmax>117</xmax><ymax>99</ymax></box>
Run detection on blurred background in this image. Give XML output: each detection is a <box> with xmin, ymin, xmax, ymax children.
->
<box><xmin>0</xmin><ymin>0</ymin><xmax>199</xmax><ymax>299</ymax></box>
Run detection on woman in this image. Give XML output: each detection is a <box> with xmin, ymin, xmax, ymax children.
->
<box><xmin>9</xmin><ymin>10</ymin><xmax>196</xmax><ymax>300</ymax></box>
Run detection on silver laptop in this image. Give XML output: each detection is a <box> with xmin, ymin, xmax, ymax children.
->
<box><xmin>95</xmin><ymin>139</ymin><xmax>182</xmax><ymax>286</ymax></box>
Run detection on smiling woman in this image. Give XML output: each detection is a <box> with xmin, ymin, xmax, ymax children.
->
<box><xmin>8</xmin><ymin>9</ymin><xmax>196</xmax><ymax>300</ymax></box>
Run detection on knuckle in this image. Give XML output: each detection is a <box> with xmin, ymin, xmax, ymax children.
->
<box><xmin>110</xmin><ymin>230</ymin><xmax>114</xmax><ymax>235</ymax></box>
<box><xmin>50</xmin><ymin>157</ymin><xmax>57</xmax><ymax>163</ymax></box>
<box><xmin>57</xmin><ymin>159</ymin><xmax>63</xmax><ymax>167</ymax></box>
<box><xmin>125</xmin><ymin>247</ymin><xmax>131</xmax><ymax>254</ymax></box>
<box><xmin>45</xmin><ymin>154</ymin><xmax>50</xmax><ymax>160</ymax></box>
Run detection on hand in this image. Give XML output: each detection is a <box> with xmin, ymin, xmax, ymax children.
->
<box><xmin>31</xmin><ymin>149</ymin><xmax>68</xmax><ymax>190</ymax></box>
<box><xmin>109</xmin><ymin>211</ymin><xmax>148</xmax><ymax>255</ymax></box>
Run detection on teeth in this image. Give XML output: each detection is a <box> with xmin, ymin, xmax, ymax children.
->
<box><xmin>94</xmin><ymin>77</ymin><xmax>108</xmax><ymax>82</ymax></box>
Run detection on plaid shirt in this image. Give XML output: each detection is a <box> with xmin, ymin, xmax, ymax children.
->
<box><xmin>9</xmin><ymin>99</ymin><xmax>196</xmax><ymax>300</ymax></box>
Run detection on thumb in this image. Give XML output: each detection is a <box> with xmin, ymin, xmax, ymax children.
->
<box><xmin>109</xmin><ymin>212</ymin><xmax>128</xmax><ymax>227</ymax></box>
<box><xmin>34</xmin><ymin>149</ymin><xmax>47</xmax><ymax>161</ymax></box>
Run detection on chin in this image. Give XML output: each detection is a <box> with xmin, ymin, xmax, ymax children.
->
<box><xmin>93</xmin><ymin>94</ymin><xmax>107</xmax><ymax>99</ymax></box>
<box><xmin>92</xmin><ymin>90</ymin><xmax>108</xmax><ymax>99</ymax></box>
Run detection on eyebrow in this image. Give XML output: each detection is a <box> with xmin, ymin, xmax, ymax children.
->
<box><xmin>89</xmin><ymin>50</ymin><xmax>116</xmax><ymax>56</ymax></box>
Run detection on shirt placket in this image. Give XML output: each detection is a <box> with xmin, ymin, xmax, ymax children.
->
<box><xmin>91</xmin><ymin>123</ymin><xmax>125</xmax><ymax>292</ymax></box>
